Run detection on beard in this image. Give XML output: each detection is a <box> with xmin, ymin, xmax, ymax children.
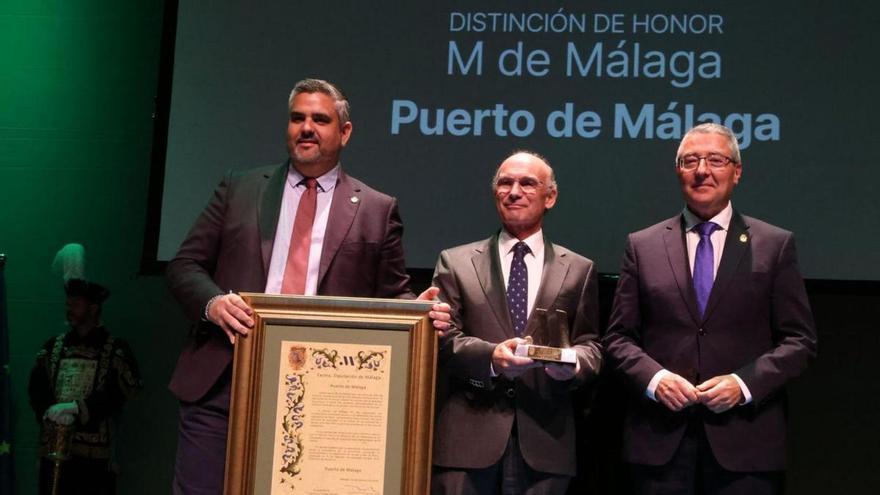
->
<box><xmin>288</xmin><ymin>139</ymin><xmax>331</xmax><ymax>167</ymax></box>
<box><xmin>292</xmin><ymin>148</ymin><xmax>322</xmax><ymax>164</ymax></box>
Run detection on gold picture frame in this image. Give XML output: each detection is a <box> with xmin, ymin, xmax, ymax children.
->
<box><xmin>224</xmin><ymin>294</ymin><xmax>437</xmax><ymax>495</ymax></box>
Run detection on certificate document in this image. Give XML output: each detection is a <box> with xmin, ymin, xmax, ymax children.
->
<box><xmin>270</xmin><ymin>341</ymin><xmax>393</xmax><ymax>494</ymax></box>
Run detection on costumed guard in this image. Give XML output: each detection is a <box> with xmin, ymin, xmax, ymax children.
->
<box><xmin>28</xmin><ymin>244</ymin><xmax>142</xmax><ymax>495</ymax></box>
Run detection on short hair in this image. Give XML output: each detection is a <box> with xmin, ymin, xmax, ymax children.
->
<box><xmin>492</xmin><ymin>150</ymin><xmax>558</xmax><ymax>193</ymax></box>
<box><xmin>288</xmin><ymin>78</ymin><xmax>351</xmax><ymax>124</ymax></box>
<box><xmin>677</xmin><ymin>123</ymin><xmax>742</xmax><ymax>164</ymax></box>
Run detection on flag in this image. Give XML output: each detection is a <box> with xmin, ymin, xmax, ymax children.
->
<box><xmin>0</xmin><ymin>253</ymin><xmax>13</xmax><ymax>493</ymax></box>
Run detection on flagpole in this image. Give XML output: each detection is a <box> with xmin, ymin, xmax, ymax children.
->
<box><xmin>0</xmin><ymin>253</ymin><xmax>13</xmax><ymax>494</ymax></box>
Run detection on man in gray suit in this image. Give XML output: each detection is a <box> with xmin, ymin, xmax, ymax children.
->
<box><xmin>431</xmin><ymin>151</ymin><xmax>603</xmax><ymax>494</ymax></box>
<box><xmin>603</xmin><ymin>123</ymin><xmax>817</xmax><ymax>494</ymax></box>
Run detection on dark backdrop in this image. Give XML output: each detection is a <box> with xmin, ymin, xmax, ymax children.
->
<box><xmin>152</xmin><ymin>0</ymin><xmax>880</xmax><ymax>281</ymax></box>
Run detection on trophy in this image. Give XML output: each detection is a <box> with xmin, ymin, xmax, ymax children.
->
<box><xmin>514</xmin><ymin>308</ymin><xmax>576</xmax><ymax>364</ymax></box>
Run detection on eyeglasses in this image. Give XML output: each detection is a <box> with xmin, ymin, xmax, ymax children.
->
<box><xmin>676</xmin><ymin>153</ymin><xmax>737</xmax><ymax>171</ymax></box>
<box><xmin>494</xmin><ymin>176</ymin><xmax>543</xmax><ymax>194</ymax></box>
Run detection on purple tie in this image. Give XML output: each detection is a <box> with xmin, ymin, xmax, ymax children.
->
<box><xmin>693</xmin><ymin>222</ymin><xmax>720</xmax><ymax>317</ymax></box>
<box><xmin>506</xmin><ymin>242</ymin><xmax>530</xmax><ymax>336</ymax></box>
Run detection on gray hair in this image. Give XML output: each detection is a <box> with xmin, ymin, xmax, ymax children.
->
<box><xmin>676</xmin><ymin>123</ymin><xmax>742</xmax><ymax>164</ymax></box>
<box><xmin>492</xmin><ymin>150</ymin><xmax>558</xmax><ymax>193</ymax></box>
<box><xmin>288</xmin><ymin>78</ymin><xmax>351</xmax><ymax>124</ymax></box>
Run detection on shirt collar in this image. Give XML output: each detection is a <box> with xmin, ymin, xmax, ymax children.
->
<box><xmin>498</xmin><ymin>228</ymin><xmax>544</xmax><ymax>258</ymax></box>
<box><xmin>682</xmin><ymin>201</ymin><xmax>733</xmax><ymax>232</ymax></box>
<box><xmin>287</xmin><ymin>163</ymin><xmax>340</xmax><ymax>192</ymax></box>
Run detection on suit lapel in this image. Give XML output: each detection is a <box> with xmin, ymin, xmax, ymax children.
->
<box><xmin>702</xmin><ymin>211</ymin><xmax>750</xmax><ymax>321</ymax></box>
<box><xmin>472</xmin><ymin>234</ymin><xmax>514</xmax><ymax>335</ymax></box>
<box><xmin>663</xmin><ymin>216</ymin><xmax>702</xmax><ymax>326</ymax></box>
<box><xmin>258</xmin><ymin>163</ymin><xmax>288</xmax><ymax>277</ymax></box>
<box><xmin>527</xmin><ymin>241</ymin><xmax>568</xmax><ymax>338</ymax></box>
<box><xmin>317</xmin><ymin>169</ymin><xmax>360</xmax><ymax>288</ymax></box>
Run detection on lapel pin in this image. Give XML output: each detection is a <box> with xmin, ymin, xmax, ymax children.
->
<box><xmin>350</xmin><ymin>196</ymin><xmax>359</xmax><ymax>204</ymax></box>
<box><xmin>739</xmin><ymin>234</ymin><xmax>748</xmax><ymax>243</ymax></box>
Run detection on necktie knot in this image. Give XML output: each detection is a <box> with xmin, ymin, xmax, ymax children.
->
<box><xmin>513</xmin><ymin>241</ymin><xmax>530</xmax><ymax>257</ymax></box>
<box><xmin>301</xmin><ymin>178</ymin><xmax>318</xmax><ymax>190</ymax></box>
<box><xmin>695</xmin><ymin>221</ymin><xmax>719</xmax><ymax>238</ymax></box>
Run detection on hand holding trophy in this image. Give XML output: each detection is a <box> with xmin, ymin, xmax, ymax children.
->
<box><xmin>514</xmin><ymin>308</ymin><xmax>577</xmax><ymax>364</ymax></box>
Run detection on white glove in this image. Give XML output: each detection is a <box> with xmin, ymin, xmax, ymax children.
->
<box><xmin>54</xmin><ymin>413</ymin><xmax>76</xmax><ymax>426</ymax></box>
<box><xmin>45</xmin><ymin>401</ymin><xmax>79</xmax><ymax>424</ymax></box>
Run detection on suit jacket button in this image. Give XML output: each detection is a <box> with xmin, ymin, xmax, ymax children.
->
<box><xmin>698</xmin><ymin>328</ymin><xmax>706</xmax><ymax>336</ymax></box>
<box><xmin>505</xmin><ymin>387</ymin><xmax>516</xmax><ymax>398</ymax></box>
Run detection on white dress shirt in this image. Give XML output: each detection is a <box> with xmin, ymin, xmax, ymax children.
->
<box><xmin>264</xmin><ymin>164</ymin><xmax>339</xmax><ymax>295</ymax></box>
<box><xmin>646</xmin><ymin>202</ymin><xmax>753</xmax><ymax>404</ymax></box>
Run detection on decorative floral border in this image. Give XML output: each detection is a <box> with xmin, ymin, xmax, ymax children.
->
<box><xmin>356</xmin><ymin>350</ymin><xmax>386</xmax><ymax>371</ymax></box>
<box><xmin>278</xmin><ymin>373</ymin><xmax>305</xmax><ymax>487</ymax></box>
<box><xmin>311</xmin><ymin>348</ymin><xmax>339</xmax><ymax>369</ymax></box>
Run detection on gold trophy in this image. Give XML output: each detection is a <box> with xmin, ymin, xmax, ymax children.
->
<box><xmin>515</xmin><ymin>308</ymin><xmax>576</xmax><ymax>364</ymax></box>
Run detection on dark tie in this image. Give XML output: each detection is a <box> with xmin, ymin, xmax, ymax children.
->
<box><xmin>281</xmin><ymin>178</ymin><xmax>318</xmax><ymax>294</ymax></box>
<box><xmin>693</xmin><ymin>221</ymin><xmax>720</xmax><ymax>316</ymax></box>
<box><xmin>506</xmin><ymin>241</ymin><xmax>530</xmax><ymax>336</ymax></box>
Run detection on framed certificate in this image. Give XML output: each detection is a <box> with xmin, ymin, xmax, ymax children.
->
<box><xmin>224</xmin><ymin>294</ymin><xmax>437</xmax><ymax>495</ymax></box>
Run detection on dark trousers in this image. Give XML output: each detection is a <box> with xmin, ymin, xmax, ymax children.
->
<box><xmin>172</xmin><ymin>368</ymin><xmax>231</xmax><ymax>495</ymax></box>
<box><xmin>631</xmin><ymin>420</ymin><xmax>782</xmax><ymax>495</ymax></box>
<box><xmin>39</xmin><ymin>457</ymin><xmax>115</xmax><ymax>495</ymax></box>
<box><xmin>432</xmin><ymin>434</ymin><xmax>570</xmax><ymax>495</ymax></box>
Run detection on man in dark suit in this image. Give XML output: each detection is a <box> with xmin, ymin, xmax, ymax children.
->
<box><xmin>603</xmin><ymin>123</ymin><xmax>817</xmax><ymax>494</ymax></box>
<box><xmin>431</xmin><ymin>151</ymin><xmax>603</xmax><ymax>494</ymax></box>
<box><xmin>166</xmin><ymin>78</ymin><xmax>449</xmax><ymax>494</ymax></box>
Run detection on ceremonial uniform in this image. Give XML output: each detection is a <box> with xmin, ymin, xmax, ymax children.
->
<box><xmin>28</xmin><ymin>326</ymin><xmax>142</xmax><ymax>495</ymax></box>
